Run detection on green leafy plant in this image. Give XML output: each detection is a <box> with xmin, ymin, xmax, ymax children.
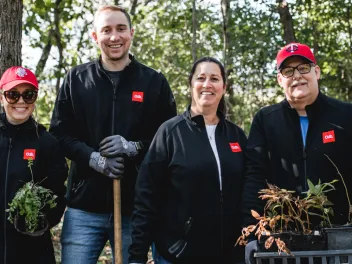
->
<box><xmin>6</xmin><ymin>158</ymin><xmax>57</xmax><ymax>233</ymax></box>
<box><xmin>236</xmin><ymin>179</ymin><xmax>338</xmax><ymax>254</ymax></box>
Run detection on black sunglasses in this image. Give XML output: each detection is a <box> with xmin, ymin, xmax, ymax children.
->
<box><xmin>280</xmin><ymin>63</ymin><xmax>315</xmax><ymax>78</ymax></box>
<box><xmin>3</xmin><ymin>90</ymin><xmax>38</xmax><ymax>104</ymax></box>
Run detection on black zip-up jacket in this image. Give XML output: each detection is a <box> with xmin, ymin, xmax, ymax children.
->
<box><xmin>243</xmin><ymin>92</ymin><xmax>352</xmax><ymax>227</ymax></box>
<box><xmin>129</xmin><ymin>107</ymin><xmax>247</xmax><ymax>264</ymax></box>
<box><xmin>0</xmin><ymin>114</ymin><xmax>67</xmax><ymax>264</ymax></box>
<box><xmin>50</xmin><ymin>54</ymin><xmax>176</xmax><ymax>215</ymax></box>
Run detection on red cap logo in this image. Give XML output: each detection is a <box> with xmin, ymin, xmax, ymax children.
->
<box><xmin>229</xmin><ymin>142</ymin><xmax>242</xmax><ymax>153</ymax></box>
<box><xmin>23</xmin><ymin>149</ymin><xmax>36</xmax><ymax>160</ymax></box>
<box><xmin>286</xmin><ymin>44</ymin><xmax>299</xmax><ymax>53</ymax></box>
<box><xmin>0</xmin><ymin>66</ymin><xmax>38</xmax><ymax>91</ymax></box>
<box><xmin>132</xmin><ymin>91</ymin><xmax>144</xmax><ymax>102</ymax></box>
<box><xmin>322</xmin><ymin>130</ymin><xmax>335</xmax><ymax>144</ymax></box>
<box><xmin>276</xmin><ymin>42</ymin><xmax>316</xmax><ymax>69</ymax></box>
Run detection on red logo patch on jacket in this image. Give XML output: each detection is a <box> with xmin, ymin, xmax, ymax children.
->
<box><xmin>132</xmin><ymin>91</ymin><xmax>144</xmax><ymax>102</ymax></box>
<box><xmin>24</xmin><ymin>149</ymin><xmax>36</xmax><ymax>160</ymax></box>
<box><xmin>229</xmin><ymin>142</ymin><xmax>242</xmax><ymax>152</ymax></box>
<box><xmin>322</xmin><ymin>130</ymin><xmax>335</xmax><ymax>144</ymax></box>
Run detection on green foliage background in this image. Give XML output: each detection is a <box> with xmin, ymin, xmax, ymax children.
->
<box><xmin>21</xmin><ymin>0</ymin><xmax>352</xmax><ymax>134</ymax></box>
<box><xmin>15</xmin><ymin>1</ymin><xmax>352</xmax><ymax>262</ymax></box>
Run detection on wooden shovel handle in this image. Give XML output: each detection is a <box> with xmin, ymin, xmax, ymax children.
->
<box><xmin>113</xmin><ymin>180</ymin><xmax>122</xmax><ymax>264</ymax></box>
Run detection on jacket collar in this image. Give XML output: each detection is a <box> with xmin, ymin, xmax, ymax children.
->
<box><xmin>282</xmin><ymin>91</ymin><xmax>327</xmax><ymax>118</ymax></box>
<box><xmin>0</xmin><ymin>113</ymin><xmax>42</xmax><ymax>133</ymax></box>
<box><xmin>95</xmin><ymin>53</ymin><xmax>136</xmax><ymax>76</ymax></box>
<box><xmin>182</xmin><ymin>105</ymin><xmax>225</xmax><ymax>127</ymax></box>
<box><xmin>0</xmin><ymin>115</ymin><xmax>5</xmax><ymax>131</ymax></box>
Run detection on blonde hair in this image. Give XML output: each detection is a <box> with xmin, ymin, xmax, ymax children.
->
<box><xmin>93</xmin><ymin>5</ymin><xmax>132</xmax><ymax>31</ymax></box>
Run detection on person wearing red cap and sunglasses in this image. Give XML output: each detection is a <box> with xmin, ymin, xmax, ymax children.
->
<box><xmin>242</xmin><ymin>43</ymin><xmax>352</xmax><ymax>263</ymax></box>
<box><xmin>0</xmin><ymin>66</ymin><xmax>68</xmax><ymax>264</ymax></box>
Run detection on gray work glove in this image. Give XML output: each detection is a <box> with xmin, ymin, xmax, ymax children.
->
<box><xmin>89</xmin><ymin>152</ymin><xmax>124</xmax><ymax>179</ymax></box>
<box><xmin>99</xmin><ymin>135</ymin><xmax>138</xmax><ymax>158</ymax></box>
<box><xmin>245</xmin><ymin>240</ymin><xmax>259</xmax><ymax>264</ymax></box>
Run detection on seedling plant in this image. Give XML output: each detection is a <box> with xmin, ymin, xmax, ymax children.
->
<box><xmin>6</xmin><ymin>158</ymin><xmax>57</xmax><ymax>233</ymax></box>
<box><xmin>236</xmin><ymin>179</ymin><xmax>338</xmax><ymax>254</ymax></box>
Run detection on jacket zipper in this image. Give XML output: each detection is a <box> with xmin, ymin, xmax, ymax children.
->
<box><xmin>101</xmin><ymin>70</ymin><xmax>118</xmax><ymax>210</ymax></box>
<box><xmin>112</xmin><ymin>85</ymin><xmax>117</xmax><ymax>128</ymax></box>
<box><xmin>111</xmin><ymin>82</ymin><xmax>118</xmax><ymax>205</ymax></box>
<box><xmin>4</xmin><ymin>138</ymin><xmax>12</xmax><ymax>264</ymax></box>
<box><xmin>302</xmin><ymin>113</ymin><xmax>309</xmax><ymax>192</ymax></box>
<box><xmin>220</xmin><ymin>189</ymin><xmax>224</xmax><ymax>254</ymax></box>
<box><xmin>208</xmin><ymin>127</ymin><xmax>224</xmax><ymax>254</ymax></box>
<box><xmin>303</xmin><ymin>147</ymin><xmax>307</xmax><ymax>191</ymax></box>
<box><xmin>296</xmin><ymin>110</ymin><xmax>308</xmax><ymax>192</ymax></box>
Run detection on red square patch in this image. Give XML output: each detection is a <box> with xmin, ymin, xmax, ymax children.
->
<box><xmin>229</xmin><ymin>142</ymin><xmax>242</xmax><ymax>152</ymax></box>
<box><xmin>322</xmin><ymin>130</ymin><xmax>335</xmax><ymax>144</ymax></box>
<box><xmin>24</xmin><ymin>149</ymin><xmax>36</xmax><ymax>160</ymax></box>
<box><xmin>132</xmin><ymin>91</ymin><xmax>144</xmax><ymax>102</ymax></box>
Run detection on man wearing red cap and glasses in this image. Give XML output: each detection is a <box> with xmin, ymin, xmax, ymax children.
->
<box><xmin>242</xmin><ymin>43</ymin><xmax>352</xmax><ymax>263</ymax></box>
<box><xmin>0</xmin><ymin>66</ymin><xmax>67</xmax><ymax>264</ymax></box>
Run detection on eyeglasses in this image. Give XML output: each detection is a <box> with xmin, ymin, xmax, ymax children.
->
<box><xmin>3</xmin><ymin>90</ymin><xmax>38</xmax><ymax>104</ymax></box>
<box><xmin>280</xmin><ymin>63</ymin><xmax>315</xmax><ymax>78</ymax></box>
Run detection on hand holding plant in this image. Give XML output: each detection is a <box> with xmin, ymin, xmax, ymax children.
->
<box><xmin>6</xmin><ymin>158</ymin><xmax>57</xmax><ymax>234</ymax></box>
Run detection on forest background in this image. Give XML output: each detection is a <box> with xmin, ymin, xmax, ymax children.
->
<box><xmin>1</xmin><ymin>0</ymin><xmax>352</xmax><ymax>133</ymax></box>
<box><xmin>1</xmin><ymin>0</ymin><xmax>352</xmax><ymax>263</ymax></box>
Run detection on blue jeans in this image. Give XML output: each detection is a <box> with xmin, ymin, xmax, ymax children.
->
<box><xmin>61</xmin><ymin>207</ymin><xmax>132</xmax><ymax>264</ymax></box>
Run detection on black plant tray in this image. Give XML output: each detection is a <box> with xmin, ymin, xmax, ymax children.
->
<box><xmin>258</xmin><ymin>232</ymin><xmax>326</xmax><ymax>252</ymax></box>
<box><xmin>14</xmin><ymin>214</ymin><xmax>49</xmax><ymax>236</ymax></box>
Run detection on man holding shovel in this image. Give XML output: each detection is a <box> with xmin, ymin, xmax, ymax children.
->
<box><xmin>50</xmin><ymin>5</ymin><xmax>176</xmax><ymax>264</ymax></box>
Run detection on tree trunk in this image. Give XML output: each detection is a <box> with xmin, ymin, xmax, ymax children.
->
<box><xmin>0</xmin><ymin>0</ymin><xmax>23</xmax><ymax>76</ymax></box>
<box><xmin>345</xmin><ymin>5</ymin><xmax>352</xmax><ymax>100</ymax></box>
<box><xmin>348</xmin><ymin>6</ymin><xmax>352</xmax><ymax>53</ymax></box>
<box><xmin>35</xmin><ymin>0</ymin><xmax>63</xmax><ymax>93</ymax></box>
<box><xmin>277</xmin><ymin>0</ymin><xmax>296</xmax><ymax>44</ymax></box>
<box><xmin>35</xmin><ymin>30</ymin><xmax>54</xmax><ymax>78</ymax></box>
<box><xmin>130</xmin><ymin>0</ymin><xmax>138</xmax><ymax>15</ymax></box>
<box><xmin>221</xmin><ymin>0</ymin><xmax>234</xmax><ymax>120</ymax></box>
<box><xmin>191</xmin><ymin>0</ymin><xmax>197</xmax><ymax>63</ymax></box>
<box><xmin>54</xmin><ymin>0</ymin><xmax>63</xmax><ymax>94</ymax></box>
<box><xmin>221</xmin><ymin>0</ymin><xmax>230</xmax><ymax>67</ymax></box>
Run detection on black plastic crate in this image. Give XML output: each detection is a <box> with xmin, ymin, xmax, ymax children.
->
<box><xmin>258</xmin><ymin>233</ymin><xmax>326</xmax><ymax>252</ymax></box>
<box><xmin>254</xmin><ymin>249</ymin><xmax>352</xmax><ymax>264</ymax></box>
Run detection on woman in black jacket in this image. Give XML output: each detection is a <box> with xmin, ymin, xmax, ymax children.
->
<box><xmin>129</xmin><ymin>57</ymin><xmax>247</xmax><ymax>264</ymax></box>
<box><xmin>0</xmin><ymin>66</ymin><xmax>68</xmax><ymax>264</ymax></box>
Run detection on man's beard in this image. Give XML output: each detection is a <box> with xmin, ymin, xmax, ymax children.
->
<box><xmin>108</xmin><ymin>51</ymin><xmax>128</xmax><ymax>61</ymax></box>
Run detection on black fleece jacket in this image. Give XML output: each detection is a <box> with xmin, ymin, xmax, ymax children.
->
<box><xmin>0</xmin><ymin>114</ymin><xmax>68</xmax><ymax>264</ymax></box>
<box><xmin>129</xmin><ymin>107</ymin><xmax>247</xmax><ymax>264</ymax></box>
<box><xmin>243</xmin><ymin>92</ymin><xmax>352</xmax><ymax>227</ymax></box>
<box><xmin>50</xmin><ymin>54</ymin><xmax>176</xmax><ymax>215</ymax></box>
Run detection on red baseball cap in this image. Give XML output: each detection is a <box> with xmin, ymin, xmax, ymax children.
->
<box><xmin>0</xmin><ymin>66</ymin><xmax>38</xmax><ymax>91</ymax></box>
<box><xmin>276</xmin><ymin>43</ymin><xmax>316</xmax><ymax>69</ymax></box>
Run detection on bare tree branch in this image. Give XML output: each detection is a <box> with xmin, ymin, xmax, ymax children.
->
<box><xmin>130</xmin><ymin>0</ymin><xmax>138</xmax><ymax>15</ymax></box>
<box><xmin>191</xmin><ymin>0</ymin><xmax>197</xmax><ymax>63</ymax></box>
<box><xmin>35</xmin><ymin>29</ymin><xmax>54</xmax><ymax>78</ymax></box>
<box><xmin>221</xmin><ymin>0</ymin><xmax>230</xmax><ymax>68</ymax></box>
<box><xmin>54</xmin><ymin>0</ymin><xmax>63</xmax><ymax>94</ymax></box>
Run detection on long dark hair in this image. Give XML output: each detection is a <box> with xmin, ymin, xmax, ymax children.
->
<box><xmin>188</xmin><ymin>57</ymin><xmax>227</xmax><ymax>116</ymax></box>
